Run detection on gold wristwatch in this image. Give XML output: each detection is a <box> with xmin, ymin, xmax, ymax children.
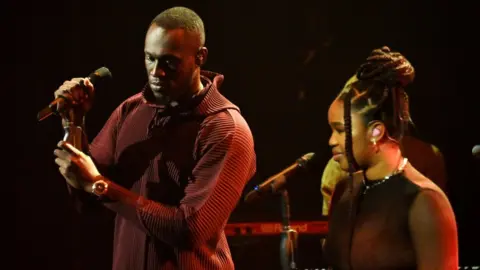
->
<box><xmin>91</xmin><ymin>178</ymin><xmax>109</xmax><ymax>197</ymax></box>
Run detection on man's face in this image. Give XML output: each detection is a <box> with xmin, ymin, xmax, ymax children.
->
<box><xmin>144</xmin><ymin>25</ymin><xmax>199</xmax><ymax>101</ymax></box>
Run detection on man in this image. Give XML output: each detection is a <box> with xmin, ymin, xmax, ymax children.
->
<box><xmin>53</xmin><ymin>7</ymin><xmax>256</xmax><ymax>270</ymax></box>
<box><xmin>321</xmin><ymin>135</ymin><xmax>447</xmax><ymax>215</ymax></box>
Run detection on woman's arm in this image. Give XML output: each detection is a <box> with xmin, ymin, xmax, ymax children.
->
<box><xmin>409</xmin><ymin>189</ymin><xmax>458</xmax><ymax>269</ymax></box>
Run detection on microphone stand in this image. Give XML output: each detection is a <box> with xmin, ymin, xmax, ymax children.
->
<box><xmin>62</xmin><ymin>109</ymin><xmax>87</xmax><ymax>149</ymax></box>
<box><xmin>279</xmin><ymin>189</ymin><xmax>298</xmax><ymax>270</ymax></box>
<box><xmin>63</xmin><ymin>124</ymin><xmax>84</xmax><ymax>149</ymax></box>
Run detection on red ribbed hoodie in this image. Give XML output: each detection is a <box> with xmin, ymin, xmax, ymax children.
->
<box><xmin>76</xmin><ymin>70</ymin><xmax>256</xmax><ymax>270</ymax></box>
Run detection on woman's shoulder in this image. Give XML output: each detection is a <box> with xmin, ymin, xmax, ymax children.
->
<box><xmin>402</xmin><ymin>163</ymin><xmax>447</xmax><ymax>200</ymax></box>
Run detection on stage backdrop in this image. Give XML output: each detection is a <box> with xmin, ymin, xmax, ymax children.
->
<box><xmin>15</xmin><ymin>0</ymin><xmax>479</xmax><ymax>269</ymax></box>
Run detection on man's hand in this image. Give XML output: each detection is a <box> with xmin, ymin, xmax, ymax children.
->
<box><xmin>54</xmin><ymin>141</ymin><xmax>101</xmax><ymax>192</ymax></box>
<box><xmin>54</xmin><ymin>78</ymin><xmax>95</xmax><ymax>126</ymax></box>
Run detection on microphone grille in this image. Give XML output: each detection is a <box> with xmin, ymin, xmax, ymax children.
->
<box><xmin>87</xmin><ymin>67</ymin><xmax>113</xmax><ymax>86</ymax></box>
<box><xmin>473</xmin><ymin>145</ymin><xmax>480</xmax><ymax>156</ymax></box>
<box><xmin>93</xmin><ymin>67</ymin><xmax>112</xmax><ymax>79</ymax></box>
<box><xmin>297</xmin><ymin>152</ymin><xmax>315</xmax><ymax>167</ymax></box>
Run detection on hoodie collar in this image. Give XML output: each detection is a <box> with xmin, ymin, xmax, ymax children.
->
<box><xmin>141</xmin><ymin>70</ymin><xmax>239</xmax><ymax>117</ymax></box>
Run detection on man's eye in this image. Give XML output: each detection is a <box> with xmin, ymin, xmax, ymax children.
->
<box><xmin>164</xmin><ymin>60</ymin><xmax>178</xmax><ymax>71</ymax></box>
<box><xmin>145</xmin><ymin>55</ymin><xmax>154</xmax><ymax>62</ymax></box>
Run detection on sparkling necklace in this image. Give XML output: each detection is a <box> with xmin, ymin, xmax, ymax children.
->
<box><xmin>362</xmin><ymin>157</ymin><xmax>408</xmax><ymax>195</ymax></box>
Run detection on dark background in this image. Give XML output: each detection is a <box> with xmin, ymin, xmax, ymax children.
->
<box><xmin>15</xmin><ymin>0</ymin><xmax>479</xmax><ymax>269</ymax></box>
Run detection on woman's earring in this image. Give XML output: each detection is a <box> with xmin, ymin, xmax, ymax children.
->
<box><xmin>371</xmin><ymin>139</ymin><xmax>379</xmax><ymax>153</ymax></box>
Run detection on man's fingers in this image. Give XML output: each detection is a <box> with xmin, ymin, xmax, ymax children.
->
<box><xmin>54</xmin><ymin>148</ymin><xmax>72</xmax><ymax>160</ymax></box>
<box><xmin>57</xmin><ymin>141</ymin><xmax>82</xmax><ymax>157</ymax></box>
<box><xmin>56</xmin><ymin>156</ymin><xmax>75</xmax><ymax>168</ymax></box>
<box><xmin>71</xmin><ymin>78</ymin><xmax>84</xmax><ymax>83</ymax></box>
<box><xmin>83</xmin><ymin>78</ymin><xmax>93</xmax><ymax>88</ymax></box>
<box><xmin>59</xmin><ymin>166</ymin><xmax>67</xmax><ymax>176</ymax></box>
<box><xmin>58</xmin><ymin>166</ymin><xmax>75</xmax><ymax>177</ymax></box>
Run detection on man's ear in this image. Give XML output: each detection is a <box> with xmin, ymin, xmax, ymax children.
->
<box><xmin>196</xmin><ymin>47</ymin><xmax>208</xmax><ymax>66</ymax></box>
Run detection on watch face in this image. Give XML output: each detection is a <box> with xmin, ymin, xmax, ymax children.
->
<box><xmin>93</xmin><ymin>180</ymin><xmax>107</xmax><ymax>195</ymax></box>
<box><xmin>95</xmin><ymin>184</ymin><xmax>104</xmax><ymax>192</ymax></box>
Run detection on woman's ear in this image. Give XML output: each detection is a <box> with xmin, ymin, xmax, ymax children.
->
<box><xmin>367</xmin><ymin>121</ymin><xmax>386</xmax><ymax>143</ymax></box>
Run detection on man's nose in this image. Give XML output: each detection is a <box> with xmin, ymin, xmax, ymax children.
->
<box><xmin>150</xmin><ymin>61</ymin><xmax>166</xmax><ymax>77</ymax></box>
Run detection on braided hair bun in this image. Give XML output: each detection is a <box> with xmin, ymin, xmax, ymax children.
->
<box><xmin>357</xmin><ymin>46</ymin><xmax>415</xmax><ymax>88</ymax></box>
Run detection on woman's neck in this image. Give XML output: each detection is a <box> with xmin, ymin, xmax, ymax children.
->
<box><xmin>365</xmin><ymin>142</ymin><xmax>403</xmax><ymax>181</ymax></box>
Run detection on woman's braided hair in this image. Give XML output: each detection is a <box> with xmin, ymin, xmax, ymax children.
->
<box><xmin>339</xmin><ymin>46</ymin><xmax>415</xmax><ymax>172</ymax></box>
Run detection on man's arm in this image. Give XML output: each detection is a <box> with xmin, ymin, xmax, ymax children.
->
<box><xmin>409</xmin><ymin>189</ymin><xmax>458</xmax><ymax>269</ymax></box>
<box><xmin>96</xmin><ymin>111</ymin><xmax>256</xmax><ymax>247</ymax></box>
<box><xmin>64</xmin><ymin>103</ymin><xmax>122</xmax><ymax>212</ymax></box>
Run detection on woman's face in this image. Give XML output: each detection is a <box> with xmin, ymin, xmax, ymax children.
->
<box><xmin>328</xmin><ymin>99</ymin><xmax>375</xmax><ymax>171</ymax></box>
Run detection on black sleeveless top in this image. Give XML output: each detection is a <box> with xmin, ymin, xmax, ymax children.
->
<box><xmin>323</xmin><ymin>172</ymin><xmax>428</xmax><ymax>270</ymax></box>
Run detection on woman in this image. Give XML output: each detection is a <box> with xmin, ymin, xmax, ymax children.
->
<box><xmin>323</xmin><ymin>46</ymin><xmax>458</xmax><ymax>269</ymax></box>
<box><xmin>320</xmin><ymin>134</ymin><xmax>448</xmax><ymax>216</ymax></box>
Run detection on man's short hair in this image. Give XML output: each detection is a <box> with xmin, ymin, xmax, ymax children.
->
<box><xmin>151</xmin><ymin>6</ymin><xmax>205</xmax><ymax>46</ymax></box>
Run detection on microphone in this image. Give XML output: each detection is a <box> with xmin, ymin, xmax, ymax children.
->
<box><xmin>37</xmin><ymin>67</ymin><xmax>112</xmax><ymax>121</ymax></box>
<box><xmin>473</xmin><ymin>145</ymin><xmax>480</xmax><ymax>158</ymax></box>
<box><xmin>244</xmin><ymin>152</ymin><xmax>315</xmax><ymax>203</ymax></box>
